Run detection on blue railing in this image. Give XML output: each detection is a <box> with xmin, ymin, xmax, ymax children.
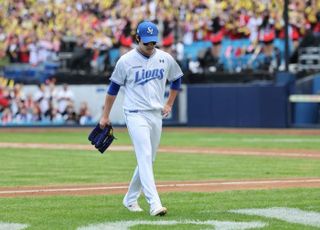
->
<box><xmin>3</xmin><ymin>62</ymin><xmax>60</xmax><ymax>83</ymax></box>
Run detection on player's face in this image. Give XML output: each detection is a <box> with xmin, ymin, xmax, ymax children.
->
<box><xmin>138</xmin><ymin>41</ymin><xmax>156</xmax><ymax>56</ymax></box>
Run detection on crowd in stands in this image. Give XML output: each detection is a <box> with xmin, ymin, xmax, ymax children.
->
<box><xmin>1</xmin><ymin>0</ymin><xmax>320</xmax><ymax>126</ymax></box>
<box><xmin>0</xmin><ymin>78</ymin><xmax>93</xmax><ymax>125</ymax></box>
<box><xmin>0</xmin><ymin>0</ymin><xmax>320</xmax><ymax>75</ymax></box>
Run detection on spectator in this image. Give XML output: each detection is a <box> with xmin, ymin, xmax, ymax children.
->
<box><xmin>28</xmin><ymin>37</ymin><xmax>39</xmax><ymax>66</ymax></box>
<box><xmin>10</xmin><ymin>83</ymin><xmax>25</xmax><ymax>102</ymax></box>
<box><xmin>78</xmin><ymin>101</ymin><xmax>92</xmax><ymax>125</ymax></box>
<box><xmin>50</xmin><ymin>108</ymin><xmax>64</xmax><ymax>123</ymax></box>
<box><xmin>247</xmin><ymin>11</ymin><xmax>262</xmax><ymax>44</ymax></box>
<box><xmin>47</xmin><ymin>79</ymin><xmax>58</xmax><ymax>113</ymax></box>
<box><xmin>197</xmin><ymin>14</ymin><xmax>224</xmax><ymax>73</ymax></box>
<box><xmin>33</xmin><ymin>84</ymin><xmax>50</xmax><ymax>119</ymax></box>
<box><xmin>1</xmin><ymin>107</ymin><xmax>13</xmax><ymax>124</ymax></box>
<box><xmin>118</xmin><ymin>19</ymin><xmax>134</xmax><ymax>57</ymax></box>
<box><xmin>37</xmin><ymin>35</ymin><xmax>54</xmax><ymax>64</ymax></box>
<box><xmin>24</xmin><ymin>93</ymin><xmax>35</xmax><ymax>115</ymax></box>
<box><xmin>57</xmin><ymin>84</ymin><xmax>74</xmax><ymax>115</ymax></box>
<box><xmin>69</xmin><ymin>38</ymin><xmax>89</xmax><ymax>72</ymax></box>
<box><xmin>198</xmin><ymin>40</ymin><xmax>223</xmax><ymax>73</ymax></box>
<box><xmin>91</xmin><ymin>35</ymin><xmax>112</xmax><ymax>73</ymax></box>
<box><xmin>18</xmin><ymin>39</ymin><xmax>30</xmax><ymax>64</ymax></box>
<box><xmin>119</xmin><ymin>18</ymin><xmax>134</xmax><ymax>48</ymax></box>
<box><xmin>63</xmin><ymin>103</ymin><xmax>77</xmax><ymax>124</ymax></box>
<box><xmin>30</xmin><ymin>103</ymin><xmax>42</xmax><ymax>122</ymax></box>
<box><xmin>312</xmin><ymin>11</ymin><xmax>320</xmax><ymax>35</ymax></box>
<box><xmin>161</xmin><ymin>14</ymin><xmax>175</xmax><ymax>48</ymax></box>
<box><xmin>0</xmin><ymin>85</ymin><xmax>10</xmax><ymax>111</ymax></box>
<box><xmin>8</xmin><ymin>83</ymin><xmax>25</xmax><ymax>116</ymax></box>
<box><xmin>257</xmin><ymin>10</ymin><xmax>276</xmax><ymax>70</ymax></box>
<box><xmin>6</xmin><ymin>35</ymin><xmax>19</xmax><ymax>63</ymax></box>
<box><xmin>14</xmin><ymin>106</ymin><xmax>32</xmax><ymax>123</ymax></box>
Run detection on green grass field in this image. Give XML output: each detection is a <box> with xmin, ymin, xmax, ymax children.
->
<box><xmin>0</xmin><ymin>128</ymin><xmax>319</xmax><ymax>230</ymax></box>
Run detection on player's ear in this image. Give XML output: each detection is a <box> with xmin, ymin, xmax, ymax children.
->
<box><xmin>136</xmin><ymin>35</ymin><xmax>141</xmax><ymax>43</ymax></box>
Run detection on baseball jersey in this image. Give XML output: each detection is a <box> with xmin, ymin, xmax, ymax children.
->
<box><xmin>110</xmin><ymin>48</ymin><xmax>183</xmax><ymax>111</ymax></box>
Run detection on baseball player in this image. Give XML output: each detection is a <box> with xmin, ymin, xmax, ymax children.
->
<box><xmin>99</xmin><ymin>20</ymin><xmax>183</xmax><ymax>216</ymax></box>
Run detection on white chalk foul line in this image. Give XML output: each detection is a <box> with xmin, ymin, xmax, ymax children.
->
<box><xmin>1</xmin><ymin>178</ymin><xmax>320</xmax><ymax>195</ymax></box>
<box><xmin>230</xmin><ymin>207</ymin><xmax>320</xmax><ymax>228</ymax></box>
<box><xmin>77</xmin><ymin>220</ymin><xmax>266</xmax><ymax>230</ymax></box>
<box><xmin>0</xmin><ymin>185</ymin><xmax>128</xmax><ymax>194</ymax></box>
<box><xmin>156</xmin><ymin>178</ymin><xmax>320</xmax><ymax>187</ymax></box>
<box><xmin>0</xmin><ymin>142</ymin><xmax>133</xmax><ymax>151</ymax></box>
<box><xmin>0</xmin><ymin>223</ymin><xmax>28</xmax><ymax>230</ymax></box>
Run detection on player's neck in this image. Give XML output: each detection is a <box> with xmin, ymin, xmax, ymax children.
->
<box><xmin>137</xmin><ymin>47</ymin><xmax>155</xmax><ymax>58</ymax></box>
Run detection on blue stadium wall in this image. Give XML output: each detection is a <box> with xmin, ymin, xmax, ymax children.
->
<box><xmin>293</xmin><ymin>74</ymin><xmax>320</xmax><ymax>126</ymax></box>
<box><xmin>187</xmin><ymin>84</ymin><xmax>289</xmax><ymax>128</ymax></box>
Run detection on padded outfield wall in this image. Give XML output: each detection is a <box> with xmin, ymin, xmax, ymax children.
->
<box><xmin>187</xmin><ymin>83</ymin><xmax>289</xmax><ymax>128</ymax></box>
<box><xmin>22</xmin><ymin>83</ymin><xmax>290</xmax><ymax>128</ymax></box>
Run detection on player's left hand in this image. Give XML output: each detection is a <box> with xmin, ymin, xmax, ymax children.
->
<box><xmin>88</xmin><ymin>123</ymin><xmax>116</xmax><ymax>154</ymax></box>
<box><xmin>162</xmin><ymin>104</ymin><xmax>172</xmax><ymax>118</ymax></box>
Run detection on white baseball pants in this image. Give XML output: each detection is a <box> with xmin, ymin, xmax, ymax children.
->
<box><xmin>123</xmin><ymin>109</ymin><xmax>163</xmax><ymax>212</ymax></box>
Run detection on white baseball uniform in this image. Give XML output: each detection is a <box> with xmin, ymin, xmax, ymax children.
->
<box><xmin>110</xmin><ymin>47</ymin><xmax>183</xmax><ymax>212</ymax></box>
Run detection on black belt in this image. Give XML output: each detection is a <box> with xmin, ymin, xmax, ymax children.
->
<box><xmin>128</xmin><ymin>110</ymin><xmax>139</xmax><ymax>113</ymax></box>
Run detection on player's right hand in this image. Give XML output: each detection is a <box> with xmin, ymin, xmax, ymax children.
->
<box><xmin>162</xmin><ymin>104</ymin><xmax>172</xmax><ymax>118</ymax></box>
<box><xmin>99</xmin><ymin>117</ymin><xmax>110</xmax><ymax>129</ymax></box>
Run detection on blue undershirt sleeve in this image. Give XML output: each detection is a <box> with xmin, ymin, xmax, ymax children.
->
<box><xmin>170</xmin><ymin>77</ymin><xmax>182</xmax><ymax>90</ymax></box>
<box><xmin>107</xmin><ymin>81</ymin><xmax>121</xmax><ymax>95</ymax></box>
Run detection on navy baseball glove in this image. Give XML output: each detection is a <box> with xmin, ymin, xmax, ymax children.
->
<box><xmin>88</xmin><ymin>123</ymin><xmax>115</xmax><ymax>154</ymax></box>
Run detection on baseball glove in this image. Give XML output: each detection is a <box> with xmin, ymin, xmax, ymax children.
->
<box><xmin>88</xmin><ymin>123</ymin><xmax>116</xmax><ymax>153</ymax></box>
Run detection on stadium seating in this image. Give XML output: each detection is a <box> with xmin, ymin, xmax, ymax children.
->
<box><xmin>3</xmin><ymin>62</ymin><xmax>60</xmax><ymax>84</ymax></box>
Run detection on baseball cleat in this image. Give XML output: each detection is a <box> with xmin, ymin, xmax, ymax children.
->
<box><xmin>150</xmin><ymin>207</ymin><xmax>167</xmax><ymax>216</ymax></box>
<box><xmin>123</xmin><ymin>202</ymin><xmax>143</xmax><ymax>212</ymax></box>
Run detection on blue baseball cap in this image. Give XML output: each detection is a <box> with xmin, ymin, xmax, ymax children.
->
<box><xmin>136</xmin><ymin>21</ymin><xmax>159</xmax><ymax>43</ymax></box>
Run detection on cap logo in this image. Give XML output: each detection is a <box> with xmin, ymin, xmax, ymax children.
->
<box><xmin>147</xmin><ymin>27</ymin><xmax>153</xmax><ymax>34</ymax></box>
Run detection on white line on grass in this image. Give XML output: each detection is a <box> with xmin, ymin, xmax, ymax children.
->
<box><xmin>0</xmin><ymin>185</ymin><xmax>128</xmax><ymax>194</ymax></box>
<box><xmin>0</xmin><ymin>223</ymin><xmax>28</xmax><ymax>230</ymax></box>
<box><xmin>241</xmin><ymin>138</ymin><xmax>320</xmax><ymax>143</ymax></box>
<box><xmin>157</xmin><ymin>179</ymin><xmax>320</xmax><ymax>187</ymax></box>
<box><xmin>230</xmin><ymin>207</ymin><xmax>320</xmax><ymax>228</ymax></box>
<box><xmin>77</xmin><ymin>220</ymin><xmax>266</xmax><ymax>230</ymax></box>
<box><xmin>200</xmin><ymin>138</ymin><xmax>320</xmax><ymax>143</ymax></box>
<box><xmin>1</xmin><ymin>179</ymin><xmax>320</xmax><ymax>195</ymax></box>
